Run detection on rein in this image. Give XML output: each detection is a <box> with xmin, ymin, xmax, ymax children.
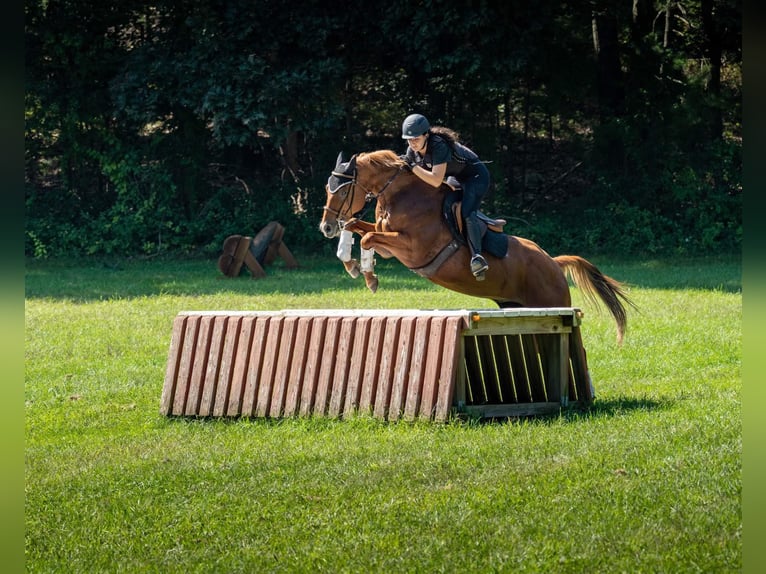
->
<box><xmin>352</xmin><ymin>166</ymin><xmax>403</xmax><ymax>219</ymax></box>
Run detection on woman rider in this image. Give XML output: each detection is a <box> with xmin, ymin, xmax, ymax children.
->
<box><xmin>401</xmin><ymin>113</ymin><xmax>490</xmax><ymax>279</ymax></box>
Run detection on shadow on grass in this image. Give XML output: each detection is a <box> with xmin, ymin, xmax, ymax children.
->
<box><xmin>156</xmin><ymin>396</ymin><xmax>669</xmax><ymax>429</ymax></box>
<box><xmin>466</xmin><ymin>396</ymin><xmax>668</xmax><ymax>426</ymax></box>
<box><xmin>569</xmin><ymin>395</ymin><xmax>668</xmax><ymax>417</ymax></box>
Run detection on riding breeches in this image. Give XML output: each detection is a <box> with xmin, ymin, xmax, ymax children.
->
<box><xmin>457</xmin><ymin>162</ymin><xmax>490</xmax><ymax>218</ymax></box>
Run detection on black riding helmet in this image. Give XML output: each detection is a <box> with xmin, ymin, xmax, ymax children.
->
<box><xmin>401</xmin><ymin>114</ymin><xmax>430</xmax><ymax>139</ymax></box>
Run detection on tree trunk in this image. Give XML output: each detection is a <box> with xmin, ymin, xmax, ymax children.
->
<box><xmin>631</xmin><ymin>0</ymin><xmax>654</xmax><ymax>41</ymax></box>
<box><xmin>701</xmin><ymin>0</ymin><xmax>723</xmax><ymax>141</ymax></box>
<box><xmin>591</xmin><ymin>5</ymin><xmax>626</xmax><ymax>174</ymax></box>
<box><xmin>502</xmin><ymin>92</ymin><xmax>514</xmax><ymax>199</ymax></box>
<box><xmin>591</xmin><ymin>8</ymin><xmax>625</xmax><ymax>119</ymax></box>
<box><xmin>521</xmin><ymin>79</ymin><xmax>530</xmax><ymax>198</ymax></box>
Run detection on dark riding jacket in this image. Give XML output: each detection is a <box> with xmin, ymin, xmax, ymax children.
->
<box><xmin>404</xmin><ymin>133</ymin><xmax>490</xmax><ymax>216</ymax></box>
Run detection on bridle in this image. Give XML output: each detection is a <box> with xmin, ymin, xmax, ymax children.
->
<box><xmin>323</xmin><ymin>159</ymin><xmax>406</xmax><ymax>223</ymax></box>
<box><xmin>323</xmin><ymin>170</ymin><xmax>357</xmax><ymax>219</ymax></box>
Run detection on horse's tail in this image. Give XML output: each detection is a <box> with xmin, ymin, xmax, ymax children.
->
<box><xmin>554</xmin><ymin>255</ymin><xmax>637</xmax><ymax>345</ymax></box>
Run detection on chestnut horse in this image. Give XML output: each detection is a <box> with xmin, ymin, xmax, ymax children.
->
<box><xmin>319</xmin><ymin>150</ymin><xmax>635</xmax><ymax>344</ymax></box>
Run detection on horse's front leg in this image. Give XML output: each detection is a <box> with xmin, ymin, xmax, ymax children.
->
<box><xmin>359</xmin><ymin>231</ymin><xmax>401</xmax><ymax>259</ymax></box>
<box><xmin>345</xmin><ymin>219</ymin><xmax>376</xmax><ymax>235</ymax></box>
<box><xmin>341</xmin><ymin>219</ymin><xmax>379</xmax><ymax>292</ymax></box>
<box><xmin>337</xmin><ymin>224</ymin><xmax>379</xmax><ymax>292</ymax></box>
<box><xmin>359</xmin><ymin>245</ymin><xmax>378</xmax><ymax>293</ymax></box>
<box><xmin>336</xmin><ymin>229</ymin><xmax>360</xmax><ymax>278</ymax></box>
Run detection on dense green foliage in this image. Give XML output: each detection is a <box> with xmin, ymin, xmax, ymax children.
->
<box><xmin>25</xmin><ymin>256</ymin><xmax>741</xmax><ymax>572</ymax></box>
<box><xmin>25</xmin><ymin>1</ymin><xmax>741</xmax><ymax>258</ymax></box>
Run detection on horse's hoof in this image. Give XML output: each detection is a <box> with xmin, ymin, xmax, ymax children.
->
<box><xmin>343</xmin><ymin>259</ymin><xmax>361</xmax><ymax>279</ymax></box>
<box><xmin>364</xmin><ymin>273</ymin><xmax>379</xmax><ymax>294</ymax></box>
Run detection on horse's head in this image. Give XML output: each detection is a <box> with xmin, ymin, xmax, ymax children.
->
<box><xmin>319</xmin><ymin>151</ymin><xmax>363</xmax><ymax>239</ymax></box>
<box><xmin>319</xmin><ymin>149</ymin><xmax>410</xmax><ymax>238</ymax></box>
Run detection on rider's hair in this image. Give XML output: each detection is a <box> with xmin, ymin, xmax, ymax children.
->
<box><xmin>430</xmin><ymin>125</ymin><xmax>460</xmax><ymax>145</ymax></box>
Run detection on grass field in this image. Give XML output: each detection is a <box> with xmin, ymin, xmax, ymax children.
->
<box><xmin>25</xmin><ymin>254</ymin><xmax>741</xmax><ymax>573</ymax></box>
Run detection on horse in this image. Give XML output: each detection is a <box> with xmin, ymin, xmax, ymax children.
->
<box><xmin>319</xmin><ymin>149</ymin><xmax>636</xmax><ymax>344</ymax></box>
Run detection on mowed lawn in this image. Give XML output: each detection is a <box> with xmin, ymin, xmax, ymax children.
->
<box><xmin>25</xmin><ymin>254</ymin><xmax>741</xmax><ymax>573</ymax></box>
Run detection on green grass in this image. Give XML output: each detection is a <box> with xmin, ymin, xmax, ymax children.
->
<box><xmin>25</xmin><ymin>254</ymin><xmax>741</xmax><ymax>573</ymax></box>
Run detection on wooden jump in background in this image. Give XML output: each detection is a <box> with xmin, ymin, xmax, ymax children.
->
<box><xmin>217</xmin><ymin>221</ymin><xmax>299</xmax><ymax>278</ymax></box>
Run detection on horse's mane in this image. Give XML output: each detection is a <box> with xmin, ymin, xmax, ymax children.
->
<box><xmin>358</xmin><ymin>149</ymin><xmax>406</xmax><ymax>169</ymax></box>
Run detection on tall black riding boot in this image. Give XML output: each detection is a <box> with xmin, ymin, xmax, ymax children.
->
<box><xmin>464</xmin><ymin>214</ymin><xmax>488</xmax><ymax>280</ymax></box>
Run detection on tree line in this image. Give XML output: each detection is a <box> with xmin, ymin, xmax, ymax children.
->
<box><xmin>25</xmin><ymin>0</ymin><xmax>742</xmax><ymax>258</ymax></box>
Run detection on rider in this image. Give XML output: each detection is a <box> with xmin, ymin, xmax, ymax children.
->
<box><xmin>401</xmin><ymin>113</ymin><xmax>490</xmax><ymax>279</ymax></box>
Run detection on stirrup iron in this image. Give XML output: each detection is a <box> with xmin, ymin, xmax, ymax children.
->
<box><xmin>470</xmin><ymin>255</ymin><xmax>488</xmax><ymax>280</ymax></box>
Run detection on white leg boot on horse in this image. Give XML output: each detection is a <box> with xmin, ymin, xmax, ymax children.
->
<box><xmin>337</xmin><ymin>229</ymin><xmax>361</xmax><ymax>279</ymax></box>
<box><xmin>360</xmin><ymin>246</ymin><xmax>378</xmax><ymax>293</ymax></box>
<box><xmin>465</xmin><ymin>213</ymin><xmax>488</xmax><ymax>281</ymax></box>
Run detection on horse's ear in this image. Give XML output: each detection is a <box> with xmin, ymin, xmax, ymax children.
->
<box><xmin>335</xmin><ymin>151</ymin><xmax>344</xmax><ymax>168</ymax></box>
<box><xmin>347</xmin><ymin>154</ymin><xmax>357</xmax><ymax>172</ymax></box>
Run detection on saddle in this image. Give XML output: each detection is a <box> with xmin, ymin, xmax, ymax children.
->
<box><xmin>444</xmin><ymin>177</ymin><xmax>506</xmax><ymax>234</ymax></box>
<box><xmin>441</xmin><ymin>178</ymin><xmax>508</xmax><ymax>259</ymax></box>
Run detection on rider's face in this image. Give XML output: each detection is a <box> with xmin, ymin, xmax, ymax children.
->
<box><xmin>407</xmin><ymin>134</ymin><xmax>428</xmax><ymax>153</ymax></box>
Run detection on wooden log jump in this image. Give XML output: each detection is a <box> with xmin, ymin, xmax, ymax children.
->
<box><xmin>217</xmin><ymin>221</ymin><xmax>299</xmax><ymax>278</ymax></box>
<box><xmin>160</xmin><ymin>308</ymin><xmax>593</xmax><ymax>421</ymax></box>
